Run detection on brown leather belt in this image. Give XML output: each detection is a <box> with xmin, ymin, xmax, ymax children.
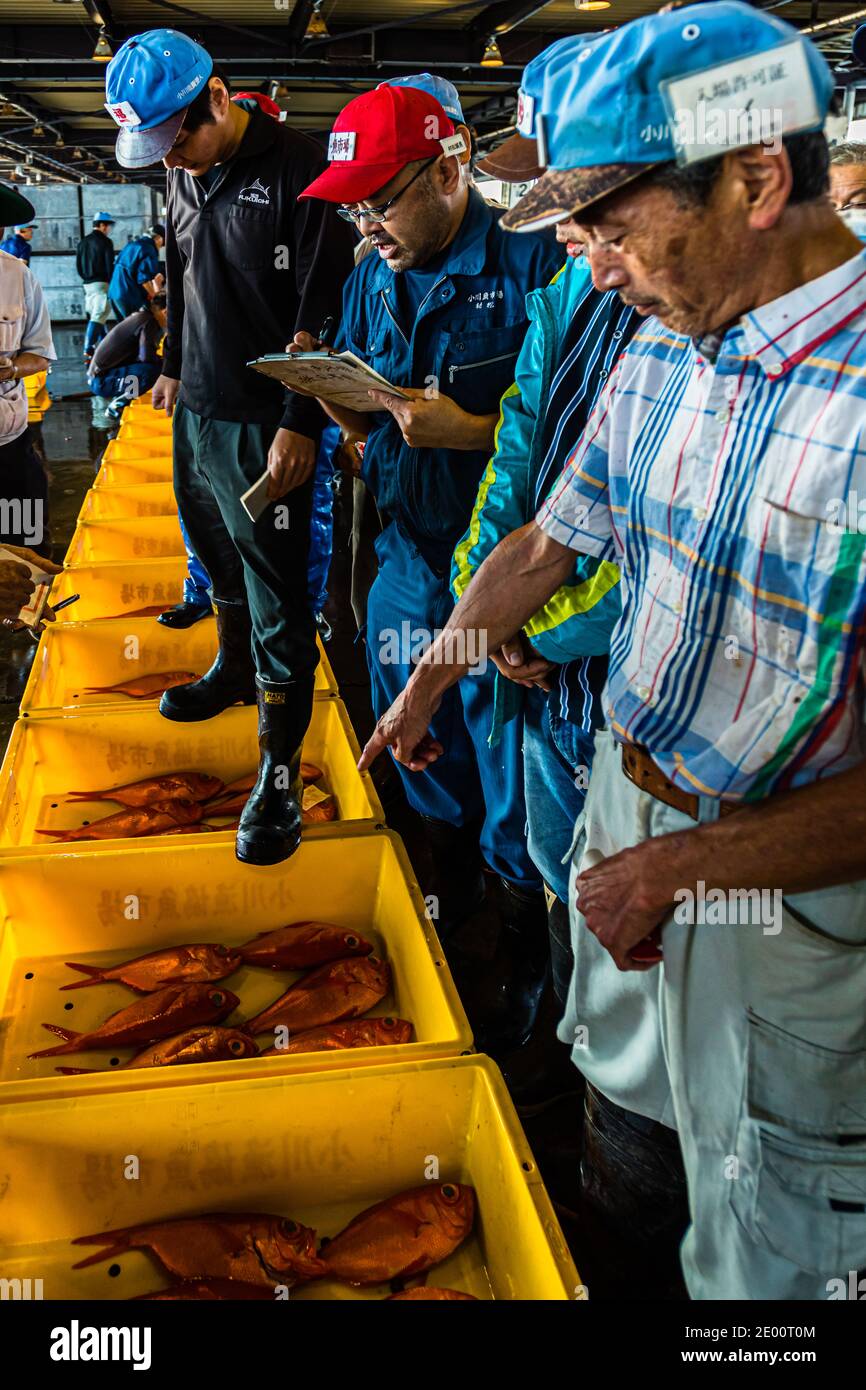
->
<box><xmin>621</xmin><ymin>743</ymin><xmax>739</xmax><ymax>821</ymax></box>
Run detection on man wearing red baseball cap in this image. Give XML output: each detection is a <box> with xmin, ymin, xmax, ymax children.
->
<box><xmin>295</xmin><ymin>82</ymin><xmax>564</xmax><ymax>1054</ymax></box>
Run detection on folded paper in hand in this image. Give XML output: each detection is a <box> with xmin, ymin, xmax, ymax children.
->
<box><xmin>0</xmin><ymin>545</ymin><xmax>53</xmax><ymax>627</ymax></box>
<box><xmin>248</xmin><ymin>351</ymin><xmax>409</xmax><ymax>413</ymax></box>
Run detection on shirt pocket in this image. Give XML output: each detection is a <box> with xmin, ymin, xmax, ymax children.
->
<box><xmin>730</xmin><ymin>1011</ymin><xmax>866</xmax><ymax>1275</ymax></box>
<box><xmin>362</xmin><ymin>325</ymin><xmax>393</xmax><ymax>384</ymax></box>
<box><xmin>0</xmin><ymin>300</ymin><xmax>24</xmax><ymax>357</ymax></box>
<box><xmin>440</xmin><ymin>322</ymin><xmax>525</xmax><ymax>413</ymax></box>
<box><xmin>224</xmin><ymin>205</ymin><xmax>278</xmax><ymax>272</ymax></box>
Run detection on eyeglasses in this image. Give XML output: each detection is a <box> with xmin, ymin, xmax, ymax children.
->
<box><xmin>337</xmin><ymin>157</ymin><xmax>437</xmax><ymax>225</ymax></box>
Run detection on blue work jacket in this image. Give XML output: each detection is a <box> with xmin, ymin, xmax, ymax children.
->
<box><xmin>338</xmin><ymin>189</ymin><xmax>564</xmax><ymax>574</ymax></box>
<box><xmin>109</xmin><ymin>236</ymin><xmax>160</xmax><ymax>314</ymax></box>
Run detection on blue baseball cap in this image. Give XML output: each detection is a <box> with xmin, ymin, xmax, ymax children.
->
<box><xmin>92</xmin><ymin>211</ymin><xmax>115</xmax><ymax>224</ymax></box>
<box><xmin>478</xmin><ymin>34</ymin><xmax>597</xmax><ymax>182</ymax></box>
<box><xmin>382</xmin><ymin>73</ymin><xmax>465</xmax><ymax>125</ymax></box>
<box><xmin>13</xmin><ymin>223</ymin><xmax>36</xmax><ymax>232</ymax></box>
<box><xmin>105</xmin><ymin>28</ymin><xmax>213</xmax><ymax>168</ymax></box>
<box><xmin>503</xmin><ymin>2</ymin><xmax>834</xmax><ymax>233</ymax></box>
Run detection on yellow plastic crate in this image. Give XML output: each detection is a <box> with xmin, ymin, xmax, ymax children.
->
<box><xmin>65</xmin><ymin>515</ymin><xmax>184</xmax><ymax>565</ymax></box>
<box><xmin>93</xmin><ymin>459</ymin><xmax>173</xmax><ymax>488</ymax></box>
<box><xmin>101</xmin><ymin>437</ymin><xmax>172</xmax><ymax>462</ymax></box>
<box><xmin>1</xmin><ymin>699</ymin><xmax>383</xmax><ymax>853</ymax></box>
<box><xmin>0</xmin><ymin>1056</ymin><xmax>579</xmax><ymax>1300</ymax></box>
<box><xmin>0</xmin><ymin>834</ymin><xmax>471</xmax><ymax>1098</ymax></box>
<box><xmin>49</xmin><ymin>560</ymin><xmax>186</xmax><ymax>624</ymax></box>
<box><xmin>20</xmin><ymin>617</ymin><xmax>338</xmax><ymax>713</ymax></box>
<box><xmin>78</xmin><ymin>482</ymin><xmax>177</xmax><ymax>522</ymax></box>
<box><xmin>117</xmin><ymin>412</ymin><xmax>171</xmax><ymax>435</ymax></box>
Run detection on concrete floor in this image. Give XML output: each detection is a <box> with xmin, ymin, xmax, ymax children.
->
<box><xmin>1</xmin><ymin>397</ymin><xmax>687</xmax><ymax>1302</ymax></box>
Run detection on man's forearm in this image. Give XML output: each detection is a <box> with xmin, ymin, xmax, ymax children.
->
<box><xmin>409</xmin><ymin>521</ymin><xmax>576</xmax><ymax>702</ymax></box>
<box><xmin>11</xmin><ymin>353</ymin><xmax>48</xmax><ymax>380</ymax></box>
<box><xmin>645</xmin><ymin>760</ymin><xmax>866</xmax><ymax>907</ymax></box>
<box><xmin>318</xmin><ymin>398</ymin><xmax>371</xmax><ymax>436</ymax></box>
<box><xmin>453</xmin><ymin>411</ymin><xmax>498</xmax><ymax>452</ymax></box>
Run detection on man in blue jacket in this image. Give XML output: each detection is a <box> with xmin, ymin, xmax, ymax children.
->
<box><xmin>296</xmin><ymin>82</ymin><xmax>563</xmax><ymax>1051</ymax></box>
<box><xmin>108</xmin><ymin>224</ymin><xmax>164</xmax><ymax>318</ymax></box>
<box><xmin>0</xmin><ymin>222</ymin><xmax>35</xmax><ymax>265</ymax></box>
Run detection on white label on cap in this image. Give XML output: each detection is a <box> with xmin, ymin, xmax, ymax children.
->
<box><xmin>516</xmin><ymin>90</ymin><xmax>535</xmax><ymax>138</ymax></box>
<box><xmin>440</xmin><ymin>133</ymin><xmax>467</xmax><ymax>157</ymax></box>
<box><xmin>328</xmin><ymin>131</ymin><xmax>357</xmax><ymax>161</ymax></box>
<box><xmin>104</xmin><ymin>99</ymin><xmax>142</xmax><ymax>127</ymax></box>
<box><xmin>661</xmin><ymin>40</ymin><xmax>821</xmax><ymax>166</ymax></box>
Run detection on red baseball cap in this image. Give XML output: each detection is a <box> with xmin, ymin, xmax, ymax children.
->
<box><xmin>298</xmin><ymin>84</ymin><xmax>466</xmax><ymax>204</ymax></box>
<box><xmin>233</xmin><ymin>91</ymin><xmax>282</xmax><ymax>119</ymax></box>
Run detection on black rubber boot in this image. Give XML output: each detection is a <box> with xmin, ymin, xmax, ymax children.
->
<box><xmin>420</xmin><ymin>815</ymin><xmax>485</xmax><ymax>940</ymax></box>
<box><xmin>235</xmin><ymin>675</ymin><xmax>315</xmax><ymax>866</ymax></box>
<box><xmin>158</xmin><ymin>599</ymin><xmax>256</xmax><ymax>722</ymax></box>
<box><xmin>474</xmin><ymin>877</ymin><xmax>551</xmax><ymax>1057</ymax></box>
<box><xmin>157</xmin><ymin>599</ymin><xmax>214</xmax><ymax>629</ymax></box>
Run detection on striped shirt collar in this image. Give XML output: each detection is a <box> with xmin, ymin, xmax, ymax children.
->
<box><xmin>735</xmin><ymin>247</ymin><xmax>866</xmax><ymax>378</ymax></box>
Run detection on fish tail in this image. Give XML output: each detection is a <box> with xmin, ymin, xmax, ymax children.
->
<box><xmin>71</xmin><ymin>1228</ymin><xmax>137</xmax><ymax>1269</ymax></box>
<box><xmin>34</xmin><ymin>828</ymin><xmax>71</xmax><ymax>839</ymax></box>
<box><xmin>28</xmin><ymin>1024</ymin><xmax>81</xmax><ymax>1059</ymax></box>
<box><xmin>66</xmin><ymin>791</ymin><xmax>108</xmax><ymax>801</ymax></box>
<box><xmin>59</xmin><ymin>963</ymin><xmax>107</xmax><ymax>990</ymax></box>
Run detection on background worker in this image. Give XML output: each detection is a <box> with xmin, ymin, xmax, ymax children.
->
<box><xmin>105</xmin><ymin>29</ymin><xmax>354</xmax><ymax>865</ymax></box>
<box><xmin>108</xmin><ymin>222</ymin><xmax>164</xmax><ymax>320</ymax></box>
<box><xmin>88</xmin><ymin>290</ymin><xmax>166</xmax><ymax>417</ymax></box>
<box><xmin>76</xmin><ymin>212</ymin><xmax>116</xmax><ymax>362</ymax></box>
<box><xmin>0</xmin><ymin>221</ymin><xmax>35</xmax><ymax>265</ymax></box>
<box><xmin>828</xmin><ymin>141</ymin><xmax>866</xmax><ymax>236</ymax></box>
<box><xmin>0</xmin><ymin>183</ymin><xmax>56</xmax><ymax>557</ymax></box>
<box><xmin>296</xmin><ymin>82</ymin><xmax>563</xmax><ymax>1052</ymax></box>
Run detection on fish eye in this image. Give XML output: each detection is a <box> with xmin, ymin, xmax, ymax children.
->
<box><xmin>440</xmin><ymin>1184</ymin><xmax>459</xmax><ymax>1203</ymax></box>
<box><xmin>383</xmin><ymin>1017</ymin><xmax>396</xmax><ymax>1028</ymax></box>
<box><xmin>229</xmin><ymin>1039</ymin><xmax>245</xmax><ymax>1054</ymax></box>
<box><xmin>280</xmin><ymin>1219</ymin><xmax>299</xmax><ymax>1236</ymax></box>
<box><xmin>345</xmin><ymin>934</ymin><xmax>360</xmax><ymax>948</ymax></box>
<box><xmin>211</xmin><ymin>992</ymin><xmax>225</xmax><ymax>1005</ymax></box>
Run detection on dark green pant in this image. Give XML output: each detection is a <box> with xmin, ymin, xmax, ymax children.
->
<box><xmin>173</xmin><ymin>401</ymin><xmax>318</xmax><ymax>683</ymax></box>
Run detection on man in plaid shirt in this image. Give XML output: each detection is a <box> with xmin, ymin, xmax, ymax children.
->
<box><xmin>361</xmin><ymin>6</ymin><xmax>866</xmax><ymax>1297</ymax></box>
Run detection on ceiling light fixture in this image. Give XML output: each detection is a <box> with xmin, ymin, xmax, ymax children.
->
<box><xmin>575</xmin><ymin>0</ymin><xmax>612</xmax><ymax>10</ymax></box>
<box><xmin>304</xmin><ymin>1</ymin><xmax>329</xmax><ymax>40</ymax></box>
<box><xmin>32</xmin><ymin>123</ymin><xmax>45</xmax><ymax>137</ymax></box>
<box><xmin>92</xmin><ymin>28</ymin><xmax>113</xmax><ymax>62</ymax></box>
<box><xmin>481</xmin><ymin>36</ymin><xmax>504</xmax><ymax>66</ymax></box>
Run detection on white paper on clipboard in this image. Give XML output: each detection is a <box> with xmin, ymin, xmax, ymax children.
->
<box><xmin>0</xmin><ymin>545</ymin><xmax>53</xmax><ymax>626</ymax></box>
<box><xmin>248</xmin><ymin>350</ymin><xmax>410</xmax><ymax>413</ymax></box>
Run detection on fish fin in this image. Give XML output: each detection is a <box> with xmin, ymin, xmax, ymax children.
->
<box><xmin>71</xmin><ymin>1229</ymin><xmax>136</xmax><ymax>1269</ymax></box>
<box><xmin>59</xmin><ymin>962</ymin><xmax>106</xmax><ymax>990</ymax></box>
<box><xmin>27</xmin><ymin>1024</ymin><xmax>82</xmax><ymax>1059</ymax></box>
<box><xmin>34</xmin><ymin>829</ymin><xmax>70</xmax><ymax>839</ymax></box>
<box><xmin>54</xmin><ymin>1066</ymin><xmax>96</xmax><ymax>1075</ymax></box>
<box><xmin>65</xmin><ymin>792</ymin><xmax>111</xmax><ymax>802</ymax></box>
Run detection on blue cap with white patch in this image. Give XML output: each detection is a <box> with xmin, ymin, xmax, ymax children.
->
<box><xmin>477</xmin><ymin>34</ymin><xmax>597</xmax><ymax>182</ymax></box>
<box><xmin>105</xmin><ymin>28</ymin><xmax>213</xmax><ymax>169</ymax></box>
<box><xmin>383</xmin><ymin>73</ymin><xmax>465</xmax><ymax>125</ymax></box>
<box><xmin>503</xmin><ymin>1</ymin><xmax>833</xmax><ymax>232</ymax></box>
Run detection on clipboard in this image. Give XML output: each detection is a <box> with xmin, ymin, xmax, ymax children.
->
<box><xmin>248</xmin><ymin>350</ymin><xmax>409</xmax><ymax>413</ymax></box>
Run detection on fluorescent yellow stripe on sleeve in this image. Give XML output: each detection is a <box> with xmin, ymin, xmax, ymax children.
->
<box><xmin>452</xmin><ymin>380</ymin><xmax>521</xmax><ymax>599</ymax></box>
<box><xmin>524</xmin><ymin>559</ymin><xmax>621</xmax><ymax>640</ymax></box>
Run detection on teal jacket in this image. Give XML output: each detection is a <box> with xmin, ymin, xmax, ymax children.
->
<box><xmin>451</xmin><ymin>257</ymin><xmax>622</xmax><ymax>671</ymax></box>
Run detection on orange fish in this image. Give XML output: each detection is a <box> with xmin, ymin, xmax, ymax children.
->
<box><xmin>242</xmin><ymin>956</ymin><xmax>390</xmax><ymax>1037</ymax></box>
<box><xmin>208</xmin><ymin>773</ymin><xmax>256</xmax><ymax>799</ymax></box>
<box><xmin>55</xmin><ymin>1026</ymin><xmax>258</xmax><ymax>1074</ymax></box>
<box><xmin>72</xmin><ymin>1213</ymin><xmax>326</xmax><ymax>1288</ymax></box>
<box><xmin>387</xmin><ymin>1288</ymin><xmax>478</xmax><ymax>1300</ymax></box>
<box><xmin>301</xmin><ymin>762</ymin><xmax>323</xmax><ymax>784</ymax></box>
<box><xmin>262</xmin><ymin>1017</ymin><xmax>411</xmax><ymax>1055</ymax></box>
<box><xmin>201</xmin><ymin>791</ymin><xmax>250</xmax><ymax>819</ymax></box>
<box><xmin>60</xmin><ymin>943</ymin><xmax>242</xmax><ymax>993</ymax></box>
<box><xmin>83</xmin><ymin>672</ymin><xmax>197</xmax><ymax>699</ymax></box>
<box><xmin>133</xmin><ymin>1279</ymin><xmax>274</xmax><ymax>1300</ymax></box>
<box><xmin>37</xmin><ymin>798</ymin><xmax>202</xmax><ymax>842</ymax></box>
<box><xmin>321</xmin><ymin>1184</ymin><xmax>476</xmax><ymax>1286</ymax></box>
<box><xmin>65</xmin><ymin>773</ymin><xmax>224</xmax><ymax>808</ymax></box>
<box><xmin>28</xmin><ymin>983</ymin><xmax>239</xmax><ymax>1059</ymax></box>
<box><xmin>302</xmin><ymin>795</ymin><xmax>337</xmax><ymax>824</ymax></box>
<box><xmin>238</xmin><ymin>921</ymin><xmax>373</xmax><ymax>971</ymax></box>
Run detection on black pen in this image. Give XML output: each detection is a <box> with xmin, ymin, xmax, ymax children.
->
<box><xmin>52</xmin><ymin>593</ymin><xmax>80</xmax><ymax>612</ymax></box>
<box><xmin>318</xmin><ymin>316</ymin><xmax>336</xmax><ymax>349</ymax></box>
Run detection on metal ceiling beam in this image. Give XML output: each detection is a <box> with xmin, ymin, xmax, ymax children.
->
<box><xmin>467</xmin><ymin>1</ymin><xmax>554</xmax><ymax>37</ymax></box>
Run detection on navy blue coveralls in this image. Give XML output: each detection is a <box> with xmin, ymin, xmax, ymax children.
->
<box><xmin>338</xmin><ymin>189</ymin><xmax>563</xmax><ymax>889</ymax></box>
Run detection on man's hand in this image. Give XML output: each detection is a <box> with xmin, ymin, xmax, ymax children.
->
<box><xmin>576</xmin><ymin>838</ymin><xmax>676</xmax><ymax>972</ymax></box>
<box><xmin>3</xmin><ymin>545</ymin><xmax>62</xmax><ymax>575</ymax></box>
<box><xmin>358</xmin><ymin>684</ymin><xmax>444</xmax><ymax>773</ymax></box>
<box><xmin>266</xmin><ymin>428</ymin><xmax>317</xmax><ymax>500</ymax></box>
<box><xmin>491</xmin><ymin>633</ymin><xmax>557</xmax><ymax>690</ymax></box>
<box><xmin>152</xmin><ymin>374</ymin><xmax>180</xmax><ymax>417</ymax></box>
<box><xmin>0</xmin><ymin>355</ymin><xmax>14</xmax><ymax>384</ymax></box>
<box><xmin>0</xmin><ymin>559</ymin><xmax>36</xmax><ymax>618</ymax></box>
<box><xmin>368</xmin><ymin>387</ymin><xmax>495</xmax><ymax>452</ymax></box>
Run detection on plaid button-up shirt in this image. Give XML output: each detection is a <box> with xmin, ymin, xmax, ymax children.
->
<box><xmin>537</xmin><ymin>249</ymin><xmax>866</xmax><ymax>801</ymax></box>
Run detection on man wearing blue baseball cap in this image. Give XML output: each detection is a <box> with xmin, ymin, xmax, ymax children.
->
<box><xmin>0</xmin><ymin>222</ymin><xmax>35</xmax><ymax>266</ymax></box>
<box><xmin>76</xmin><ymin>212</ymin><xmax>116</xmax><ymax>362</ymax></box>
<box><xmin>104</xmin><ymin>30</ymin><xmax>354</xmax><ymax>866</ymax></box>
<box><xmin>107</xmin><ymin>223</ymin><xmax>164</xmax><ymax>320</ymax></box>
<box><xmin>362</xmin><ymin>3</ymin><xmax>866</xmax><ymax>1299</ymax></box>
